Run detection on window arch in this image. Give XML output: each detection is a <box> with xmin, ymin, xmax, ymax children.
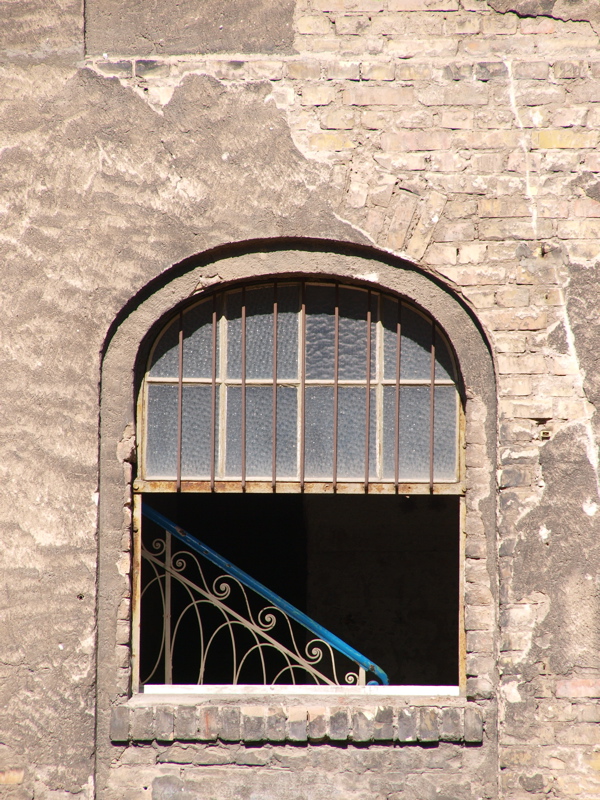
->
<box><xmin>140</xmin><ymin>279</ymin><xmax>462</xmax><ymax>494</ymax></box>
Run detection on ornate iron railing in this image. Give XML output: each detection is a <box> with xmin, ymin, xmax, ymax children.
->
<box><xmin>140</xmin><ymin>503</ymin><xmax>389</xmax><ymax>687</ymax></box>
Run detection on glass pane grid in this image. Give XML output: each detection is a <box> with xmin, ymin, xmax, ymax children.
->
<box><xmin>143</xmin><ymin>281</ymin><xmax>460</xmax><ymax>486</ymax></box>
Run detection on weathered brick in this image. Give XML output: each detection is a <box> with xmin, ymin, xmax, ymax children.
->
<box><xmin>175</xmin><ymin>705</ymin><xmax>197</xmax><ymax>741</ymax></box>
<box><xmin>109</xmin><ymin>706</ymin><xmax>130</xmax><ymax>743</ymax></box>
<box><xmin>155</xmin><ymin>707</ymin><xmax>174</xmax><ymax>742</ymax></box>
<box><xmin>440</xmin><ymin>707</ymin><xmax>463</xmax><ymax>742</ymax></box>
<box><xmin>373</xmin><ymin>706</ymin><xmax>394</xmax><ymax>741</ymax></box>
<box><xmin>196</xmin><ymin>706</ymin><xmax>219</xmax><ymax>741</ymax></box>
<box><xmin>361</xmin><ymin>62</ymin><xmax>395</xmax><ymax>81</ymax></box>
<box><xmin>301</xmin><ymin>85</ymin><xmax>336</xmax><ymax>105</ymax></box>
<box><xmin>464</xmin><ymin>707</ymin><xmax>484</xmax><ymax>743</ymax></box>
<box><xmin>307</xmin><ymin>707</ymin><xmax>328</xmax><ymax>741</ymax></box>
<box><xmin>532</xmin><ymin>130</ymin><xmax>598</xmax><ymax>149</ymax></box>
<box><xmin>286</xmin><ymin>61</ymin><xmax>321</xmax><ymax>80</ymax></box>
<box><xmin>287</xmin><ymin>707</ymin><xmax>307</xmax><ymax>742</ymax></box>
<box><xmin>241</xmin><ymin>706</ymin><xmax>266</xmax><ymax>742</ymax></box>
<box><xmin>352</xmin><ymin>708</ymin><xmax>376</xmax><ymax>742</ymax></box>
<box><xmin>344</xmin><ymin>86</ymin><xmax>413</xmax><ymax>106</ymax></box>
<box><xmin>265</xmin><ymin>707</ymin><xmax>287</xmax><ymax>742</ymax></box>
<box><xmin>219</xmin><ymin>707</ymin><xmax>241</xmax><ymax>742</ymax></box>
<box><xmin>131</xmin><ymin>707</ymin><xmax>154</xmax><ymax>742</ymax></box>
<box><xmin>329</xmin><ymin>708</ymin><xmax>350</xmax><ymax>741</ymax></box>
<box><xmin>418</xmin><ymin>708</ymin><xmax>439</xmax><ymax>742</ymax></box>
<box><xmin>309</xmin><ymin>132</ymin><xmax>355</xmax><ymax>150</ymax></box>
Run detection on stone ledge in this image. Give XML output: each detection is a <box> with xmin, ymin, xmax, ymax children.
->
<box><xmin>110</xmin><ymin>703</ymin><xmax>484</xmax><ymax>745</ymax></box>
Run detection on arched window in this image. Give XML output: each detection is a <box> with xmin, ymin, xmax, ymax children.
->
<box><xmin>136</xmin><ymin>279</ymin><xmax>463</xmax><ymax>690</ymax></box>
<box><xmin>141</xmin><ymin>280</ymin><xmax>460</xmax><ymax>492</ymax></box>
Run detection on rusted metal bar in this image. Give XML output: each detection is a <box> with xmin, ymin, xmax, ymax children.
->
<box><xmin>300</xmin><ymin>282</ymin><xmax>306</xmax><ymax>490</ymax></box>
<box><xmin>176</xmin><ymin>311</ymin><xmax>183</xmax><ymax>492</ymax></box>
<box><xmin>210</xmin><ymin>294</ymin><xmax>217</xmax><ymax>491</ymax></box>
<box><xmin>364</xmin><ymin>290</ymin><xmax>372</xmax><ymax>492</ymax></box>
<box><xmin>333</xmin><ymin>284</ymin><xmax>339</xmax><ymax>492</ymax></box>
<box><xmin>394</xmin><ymin>301</ymin><xmax>401</xmax><ymax>491</ymax></box>
<box><xmin>241</xmin><ymin>288</ymin><xmax>247</xmax><ymax>491</ymax></box>
<box><xmin>272</xmin><ymin>283</ymin><xmax>278</xmax><ymax>491</ymax></box>
<box><xmin>429</xmin><ymin>324</ymin><xmax>436</xmax><ymax>493</ymax></box>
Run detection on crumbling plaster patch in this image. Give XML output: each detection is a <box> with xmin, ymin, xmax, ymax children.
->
<box><xmin>487</xmin><ymin>0</ymin><xmax>600</xmax><ymax>34</ymax></box>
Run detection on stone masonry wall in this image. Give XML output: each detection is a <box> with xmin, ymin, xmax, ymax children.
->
<box><xmin>1</xmin><ymin>0</ymin><xmax>600</xmax><ymax>798</ymax></box>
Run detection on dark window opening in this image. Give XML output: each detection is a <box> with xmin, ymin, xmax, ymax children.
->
<box><xmin>139</xmin><ymin>492</ymin><xmax>459</xmax><ymax>687</ymax></box>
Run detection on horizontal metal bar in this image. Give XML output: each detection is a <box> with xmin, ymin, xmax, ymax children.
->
<box><xmin>145</xmin><ymin>377</ymin><xmax>457</xmax><ymax>386</ymax></box>
<box><xmin>142</xmin><ymin>502</ymin><xmax>390</xmax><ymax>686</ymax></box>
<box><xmin>135</xmin><ymin>479</ymin><xmax>466</xmax><ymax>495</ymax></box>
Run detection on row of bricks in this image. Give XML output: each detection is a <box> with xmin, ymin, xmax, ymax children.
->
<box><xmin>110</xmin><ymin>703</ymin><xmax>484</xmax><ymax>745</ymax></box>
<box><xmin>90</xmin><ymin>58</ymin><xmax>600</xmax><ymax>84</ymax></box>
<box><xmin>297</xmin><ymin>13</ymin><xmax>593</xmax><ymax>38</ymax></box>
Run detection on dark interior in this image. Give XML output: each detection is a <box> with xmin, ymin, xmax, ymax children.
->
<box><xmin>140</xmin><ymin>493</ymin><xmax>459</xmax><ymax>686</ymax></box>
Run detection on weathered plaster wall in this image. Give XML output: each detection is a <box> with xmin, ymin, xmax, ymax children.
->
<box><xmin>2</xmin><ymin>0</ymin><xmax>600</xmax><ymax>798</ymax></box>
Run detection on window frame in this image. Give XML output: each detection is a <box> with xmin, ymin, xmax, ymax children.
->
<box><xmin>130</xmin><ymin>275</ymin><xmax>467</xmax><ymax>695</ymax></box>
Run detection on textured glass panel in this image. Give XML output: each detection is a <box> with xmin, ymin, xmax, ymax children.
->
<box><xmin>368</xmin><ymin>387</ymin><xmax>378</xmax><ymax>480</ymax></box>
<box><xmin>146</xmin><ymin>384</ymin><xmax>178</xmax><ymax>477</ymax></box>
<box><xmin>337</xmin><ymin>387</ymin><xmax>366</xmax><ymax>480</ymax></box>
<box><xmin>338</xmin><ymin>287</ymin><xmax>367</xmax><ymax>381</ymax></box>
<box><xmin>182</xmin><ymin>300</ymin><xmax>214</xmax><ymax>379</ymax></box>
<box><xmin>305</xmin><ymin>285</ymin><xmax>335</xmax><ymax>380</ymax></box>
<box><xmin>401</xmin><ymin>305</ymin><xmax>432</xmax><ymax>381</ymax></box>
<box><xmin>276</xmin><ymin>284</ymin><xmax>299</xmax><ymax>380</ymax></box>
<box><xmin>434</xmin><ymin>386</ymin><xmax>458</xmax><ymax>481</ymax></box>
<box><xmin>181</xmin><ymin>385</ymin><xmax>214</xmax><ymax>478</ymax></box>
<box><xmin>276</xmin><ymin>386</ymin><xmax>298</xmax><ymax>478</ymax></box>
<box><xmin>246</xmin><ymin>286</ymin><xmax>274</xmax><ymax>380</ymax></box>
<box><xmin>399</xmin><ymin>385</ymin><xmax>431</xmax><ymax>481</ymax></box>
<box><xmin>226</xmin><ymin>290</ymin><xmax>243</xmax><ymax>380</ymax></box>
<box><xmin>246</xmin><ymin>387</ymin><xmax>273</xmax><ymax>478</ymax></box>
<box><xmin>305</xmin><ymin>386</ymin><xmax>334</xmax><ymax>479</ymax></box>
<box><xmin>435</xmin><ymin>330</ymin><xmax>456</xmax><ymax>382</ymax></box>
<box><xmin>149</xmin><ymin>318</ymin><xmax>179</xmax><ymax>378</ymax></box>
<box><xmin>225</xmin><ymin>386</ymin><xmax>242</xmax><ymax>477</ymax></box>
<box><xmin>382</xmin><ymin>385</ymin><xmax>397</xmax><ymax>481</ymax></box>
<box><xmin>382</xmin><ymin>296</ymin><xmax>399</xmax><ymax>381</ymax></box>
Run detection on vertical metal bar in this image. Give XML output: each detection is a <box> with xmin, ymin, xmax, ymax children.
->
<box><xmin>394</xmin><ymin>301</ymin><xmax>401</xmax><ymax>491</ymax></box>
<box><xmin>272</xmin><ymin>284</ymin><xmax>278</xmax><ymax>492</ymax></box>
<box><xmin>164</xmin><ymin>528</ymin><xmax>172</xmax><ymax>684</ymax></box>
<box><xmin>176</xmin><ymin>311</ymin><xmax>183</xmax><ymax>492</ymax></box>
<box><xmin>300</xmin><ymin>282</ymin><xmax>306</xmax><ymax>491</ymax></box>
<box><xmin>364</xmin><ymin>290</ymin><xmax>372</xmax><ymax>493</ymax></box>
<box><xmin>332</xmin><ymin>284</ymin><xmax>339</xmax><ymax>492</ymax></box>
<box><xmin>241</xmin><ymin>287</ymin><xmax>247</xmax><ymax>491</ymax></box>
<box><xmin>429</xmin><ymin>324</ymin><xmax>436</xmax><ymax>493</ymax></box>
<box><xmin>210</xmin><ymin>294</ymin><xmax>217</xmax><ymax>491</ymax></box>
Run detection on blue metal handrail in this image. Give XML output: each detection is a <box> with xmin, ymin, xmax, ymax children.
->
<box><xmin>142</xmin><ymin>502</ymin><xmax>389</xmax><ymax>685</ymax></box>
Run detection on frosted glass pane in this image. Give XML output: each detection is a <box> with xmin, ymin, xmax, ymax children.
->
<box><xmin>338</xmin><ymin>288</ymin><xmax>367</xmax><ymax>381</ymax></box>
<box><xmin>146</xmin><ymin>384</ymin><xmax>178</xmax><ymax>477</ymax></box>
<box><xmin>306</xmin><ymin>285</ymin><xmax>335</xmax><ymax>380</ymax></box>
<box><xmin>368</xmin><ymin>387</ymin><xmax>378</xmax><ymax>480</ymax></box>
<box><xmin>434</xmin><ymin>386</ymin><xmax>458</xmax><ymax>481</ymax></box>
<box><xmin>337</xmin><ymin>387</ymin><xmax>366</xmax><ymax>480</ymax></box>
<box><xmin>382</xmin><ymin>296</ymin><xmax>399</xmax><ymax>381</ymax></box>
<box><xmin>246</xmin><ymin>286</ymin><xmax>274</xmax><ymax>380</ymax></box>
<box><xmin>149</xmin><ymin>318</ymin><xmax>179</xmax><ymax>378</ymax></box>
<box><xmin>181</xmin><ymin>385</ymin><xmax>214</xmax><ymax>478</ymax></box>
<box><xmin>305</xmin><ymin>386</ymin><xmax>334</xmax><ymax>479</ymax></box>
<box><xmin>276</xmin><ymin>386</ymin><xmax>298</xmax><ymax>478</ymax></box>
<box><xmin>246</xmin><ymin>387</ymin><xmax>273</xmax><ymax>477</ymax></box>
<box><xmin>382</xmin><ymin>386</ymin><xmax>397</xmax><ymax>481</ymax></box>
<box><xmin>183</xmin><ymin>300</ymin><xmax>214</xmax><ymax>379</ymax></box>
<box><xmin>226</xmin><ymin>290</ymin><xmax>242</xmax><ymax>380</ymax></box>
<box><xmin>399</xmin><ymin>386</ymin><xmax>431</xmax><ymax>481</ymax></box>
<box><xmin>277</xmin><ymin>284</ymin><xmax>299</xmax><ymax>380</ymax></box>
<box><xmin>401</xmin><ymin>306</ymin><xmax>432</xmax><ymax>381</ymax></box>
<box><xmin>225</xmin><ymin>386</ymin><xmax>242</xmax><ymax>476</ymax></box>
<box><xmin>435</xmin><ymin>330</ymin><xmax>456</xmax><ymax>382</ymax></box>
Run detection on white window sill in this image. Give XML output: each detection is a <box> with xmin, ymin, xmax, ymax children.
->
<box><xmin>142</xmin><ymin>684</ymin><xmax>460</xmax><ymax>698</ymax></box>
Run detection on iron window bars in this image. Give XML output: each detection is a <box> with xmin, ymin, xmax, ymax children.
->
<box><xmin>138</xmin><ymin>280</ymin><xmax>461</xmax><ymax>494</ymax></box>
